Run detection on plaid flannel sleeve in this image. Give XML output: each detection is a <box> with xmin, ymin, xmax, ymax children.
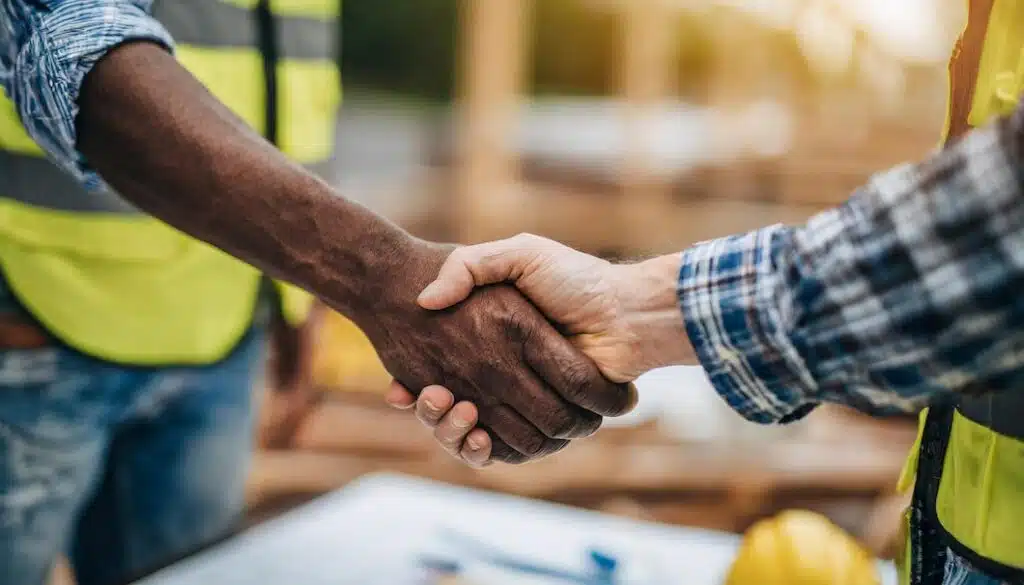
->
<box><xmin>0</xmin><ymin>0</ymin><xmax>173</xmax><ymax>190</ymax></box>
<box><xmin>679</xmin><ymin>100</ymin><xmax>1024</xmax><ymax>424</ymax></box>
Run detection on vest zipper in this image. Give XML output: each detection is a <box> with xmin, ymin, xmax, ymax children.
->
<box><xmin>255</xmin><ymin>0</ymin><xmax>279</xmax><ymax>146</ymax></box>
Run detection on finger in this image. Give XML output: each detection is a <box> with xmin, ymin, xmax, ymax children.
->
<box><xmin>384</xmin><ymin>380</ymin><xmax>417</xmax><ymax>410</ymax></box>
<box><xmin>415</xmin><ymin>385</ymin><xmax>455</xmax><ymax>428</ymax></box>
<box><xmin>482</xmin><ymin>404</ymin><xmax>569</xmax><ymax>461</ymax></box>
<box><xmin>433</xmin><ymin>401</ymin><xmax>479</xmax><ymax>457</ymax></box>
<box><xmin>417</xmin><ymin>235</ymin><xmax>543</xmax><ymax>310</ymax></box>
<box><xmin>461</xmin><ymin>428</ymin><xmax>493</xmax><ymax>467</ymax></box>
<box><xmin>486</xmin><ymin>429</ymin><xmax>568</xmax><ymax>465</ymax></box>
<box><xmin>524</xmin><ymin>325</ymin><xmax>638</xmax><ymax>418</ymax></box>
<box><xmin>487</xmin><ymin>437</ymin><xmax>528</xmax><ymax>465</ymax></box>
<box><xmin>496</xmin><ymin>365</ymin><xmax>601</xmax><ymax>440</ymax></box>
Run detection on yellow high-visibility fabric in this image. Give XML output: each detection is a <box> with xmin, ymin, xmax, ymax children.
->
<box><xmin>937</xmin><ymin>411</ymin><xmax>1024</xmax><ymax>568</ymax></box>
<box><xmin>891</xmin><ymin>1</ymin><xmax>1024</xmax><ymax>581</ymax></box>
<box><xmin>0</xmin><ymin>0</ymin><xmax>338</xmax><ymax>363</ymax></box>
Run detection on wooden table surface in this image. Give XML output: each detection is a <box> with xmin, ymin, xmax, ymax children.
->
<box><xmin>250</xmin><ymin>392</ymin><xmax>917</xmax><ymax>546</ymax></box>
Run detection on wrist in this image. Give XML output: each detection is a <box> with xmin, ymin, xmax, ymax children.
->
<box><xmin>339</xmin><ymin>235</ymin><xmax>456</xmax><ymax>329</ymax></box>
<box><xmin>611</xmin><ymin>254</ymin><xmax>696</xmax><ymax>375</ymax></box>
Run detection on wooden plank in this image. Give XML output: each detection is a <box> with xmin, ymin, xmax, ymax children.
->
<box><xmin>248</xmin><ymin>397</ymin><xmax>916</xmax><ymax>538</ymax></box>
<box><xmin>248</xmin><ymin>429</ymin><xmax>913</xmax><ymax>505</ymax></box>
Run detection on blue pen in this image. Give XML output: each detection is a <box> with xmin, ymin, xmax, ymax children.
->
<box><xmin>432</xmin><ymin>530</ymin><xmax>625</xmax><ymax>585</ymax></box>
<box><xmin>588</xmin><ymin>549</ymin><xmax>619</xmax><ymax>584</ymax></box>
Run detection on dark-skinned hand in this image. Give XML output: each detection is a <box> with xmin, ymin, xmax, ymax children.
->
<box><xmin>354</xmin><ymin>242</ymin><xmax>637</xmax><ymax>464</ymax></box>
<box><xmin>75</xmin><ymin>45</ymin><xmax>633</xmax><ymax>463</ymax></box>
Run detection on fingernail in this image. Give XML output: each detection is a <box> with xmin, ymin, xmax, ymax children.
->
<box><xmin>452</xmin><ymin>413</ymin><xmax>471</xmax><ymax>428</ymax></box>
<box><xmin>467</xmin><ymin>436</ymin><xmax>483</xmax><ymax>451</ymax></box>
<box><xmin>424</xmin><ymin>398</ymin><xmax>440</xmax><ymax>413</ymax></box>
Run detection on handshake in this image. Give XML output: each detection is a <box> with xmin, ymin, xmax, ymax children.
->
<box><xmin>359</xmin><ymin>234</ymin><xmax>694</xmax><ymax>467</ymax></box>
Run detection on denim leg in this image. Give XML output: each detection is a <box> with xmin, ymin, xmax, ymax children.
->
<box><xmin>0</xmin><ymin>346</ymin><xmax>111</xmax><ymax>585</ymax></box>
<box><xmin>70</xmin><ymin>329</ymin><xmax>266</xmax><ymax>585</ymax></box>
<box><xmin>943</xmin><ymin>550</ymin><xmax>1008</xmax><ymax>585</ymax></box>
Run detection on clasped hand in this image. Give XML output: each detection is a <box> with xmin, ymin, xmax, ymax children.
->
<box><xmin>354</xmin><ymin>239</ymin><xmax>637</xmax><ymax>464</ymax></box>
<box><xmin>385</xmin><ymin>234</ymin><xmax>693</xmax><ymax>467</ymax></box>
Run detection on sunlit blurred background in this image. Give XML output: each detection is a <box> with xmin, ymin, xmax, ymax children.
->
<box><xmin>274</xmin><ymin>0</ymin><xmax>961</xmax><ymax>556</ymax></box>
<box><xmin>54</xmin><ymin>1</ymin><xmax>972</xmax><ymax>583</ymax></box>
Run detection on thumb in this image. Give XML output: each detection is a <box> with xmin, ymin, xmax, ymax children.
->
<box><xmin>418</xmin><ymin>237</ymin><xmax>539</xmax><ymax>310</ymax></box>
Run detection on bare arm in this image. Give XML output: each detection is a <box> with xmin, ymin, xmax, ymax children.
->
<box><xmin>77</xmin><ymin>42</ymin><xmax>413</xmax><ymax>321</ymax></box>
<box><xmin>0</xmin><ymin>2</ymin><xmax>639</xmax><ymax>462</ymax></box>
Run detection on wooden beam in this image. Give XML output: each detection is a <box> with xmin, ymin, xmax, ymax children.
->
<box><xmin>617</xmin><ymin>0</ymin><xmax>676</xmax><ymax>203</ymax></box>
<box><xmin>453</xmin><ymin>0</ymin><xmax>533</xmax><ymax>243</ymax></box>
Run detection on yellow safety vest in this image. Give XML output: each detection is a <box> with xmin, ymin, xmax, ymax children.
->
<box><xmin>898</xmin><ymin>1</ymin><xmax>1024</xmax><ymax>581</ymax></box>
<box><xmin>0</xmin><ymin>0</ymin><xmax>340</xmax><ymax>365</ymax></box>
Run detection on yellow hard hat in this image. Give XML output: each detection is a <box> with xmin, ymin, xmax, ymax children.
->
<box><xmin>725</xmin><ymin>510</ymin><xmax>880</xmax><ymax>585</ymax></box>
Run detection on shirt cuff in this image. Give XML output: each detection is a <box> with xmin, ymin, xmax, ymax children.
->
<box><xmin>678</xmin><ymin>225</ymin><xmax>818</xmax><ymax>424</ymax></box>
<box><xmin>9</xmin><ymin>2</ymin><xmax>174</xmax><ymax>190</ymax></box>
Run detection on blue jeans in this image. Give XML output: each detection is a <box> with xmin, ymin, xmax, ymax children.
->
<box><xmin>943</xmin><ymin>551</ymin><xmax>1005</xmax><ymax>585</ymax></box>
<box><xmin>0</xmin><ymin>288</ymin><xmax>265</xmax><ymax>585</ymax></box>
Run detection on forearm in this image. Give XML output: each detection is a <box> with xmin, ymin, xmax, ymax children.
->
<box><xmin>678</xmin><ymin>98</ymin><xmax>1024</xmax><ymax>423</ymax></box>
<box><xmin>76</xmin><ymin>42</ymin><xmax>420</xmax><ymax>321</ymax></box>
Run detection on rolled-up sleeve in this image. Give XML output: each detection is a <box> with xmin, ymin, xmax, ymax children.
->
<box><xmin>0</xmin><ymin>1</ymin><xmax>173</xmax><ymax>189</ymax></box>
<box><xmin>679</xmin><ymin>97</ymin><xmax>1024</xmax><ymax>425</ymax></box>
<box><xmin>679</xmin><ymin>225</ymin><xmax>817</xmax><ymax>424</ymax></box>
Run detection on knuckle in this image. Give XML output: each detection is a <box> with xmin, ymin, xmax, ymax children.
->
<box><xmin>545</xmin><ymin>413</ymin><xmax>577</xmax><ymax>440</ymax></box>
<box><xmin>602</xmin><ymin>383</ymin><xmax>637</xmax><ymax>416</ymax></box>
<box><xmin>432</xmin><ymin>422</ymin><xmax>452</xmax><ymax>444</ymax></box>
<box><xmin>503</xmin><ymin>309</ymin><xmax>536</xmax><ymax>343</ymax></box>
<box><xmin>433</xmin><ymin>426</ymin><xmax>457</xmax><ymax>449</ymax></box>
<box><xmin>561</xmin><ymin>359</ymin><xmax>597</xmax><ymax>401</ymax></box>
<box><xmin>416</xmin><ymin>405</ymin><xmax>441</xmax><ymax>426</ymax></box>
<box><xmin>463</xmin><ymin>452</ymin><xmax>488</xmax><ymax>468</ymax></box>
<box><xmin>538</xmin><ymin>408</ymin><xmax>589</xmax><ymax>440</ymax></box>
<box><xmin>569</xmin><ymin>410</ymin><xmax>602</xmax><ymax>439</ymax></box>
<box><xmin>415</xmin><ymin>412</ymin><xmax>434</xmax><ymax>428</ymax></box>
<box><xmin>517</xmin><ymin>432</ymin><xmax>548</xmax><ymax>457</ymax></box>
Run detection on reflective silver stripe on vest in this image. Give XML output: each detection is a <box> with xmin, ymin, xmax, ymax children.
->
<box><xmin>0</xmin><ymin>151</ymin><xmax>141</xmax><ymax>214</ymax></box>
<box><xmin>152</xmin><ymin>0</ymin><xmax>336</xmax><ymax>61</ymax></box>
<box><xmin>958</xmin><ymin>392</ymin><xmax>1024</xmax><ymax>440</ymax></box>
<box><xmin>0</xmin><ymin>150</ymin><xmax>334</xmax><ymax>213</ymax></box>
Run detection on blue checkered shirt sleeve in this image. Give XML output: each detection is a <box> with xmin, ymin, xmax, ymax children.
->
<box><xmin>0</xmin><ymin>0</ymin><xmax>173</xmax><ymax>190</ymax></box>
<box><xmin>679</xmin><ymin>99</ymin><xmax>1024</xmax><ymax>424</ymax></box>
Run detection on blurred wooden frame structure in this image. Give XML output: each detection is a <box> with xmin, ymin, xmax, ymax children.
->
<box><xmin>451</xmin><ymin>0</ymin><xmax>947</xmax><ymax>253</ymax></box>
<box><xmin>453</xmin><ymin>0</ymin><xmax>681</xmax><ymax>246</ymax></box>
<box><xmin>250</xmin><ymin>5</ymin><xmax>933</xmax><ymax>555</ymax></box>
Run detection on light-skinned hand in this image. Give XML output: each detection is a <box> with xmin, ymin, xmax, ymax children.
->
<box><xmin>387</xmin><ymin>234</ymin><xmax>694</xmax><ymax>465</ymax></box>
